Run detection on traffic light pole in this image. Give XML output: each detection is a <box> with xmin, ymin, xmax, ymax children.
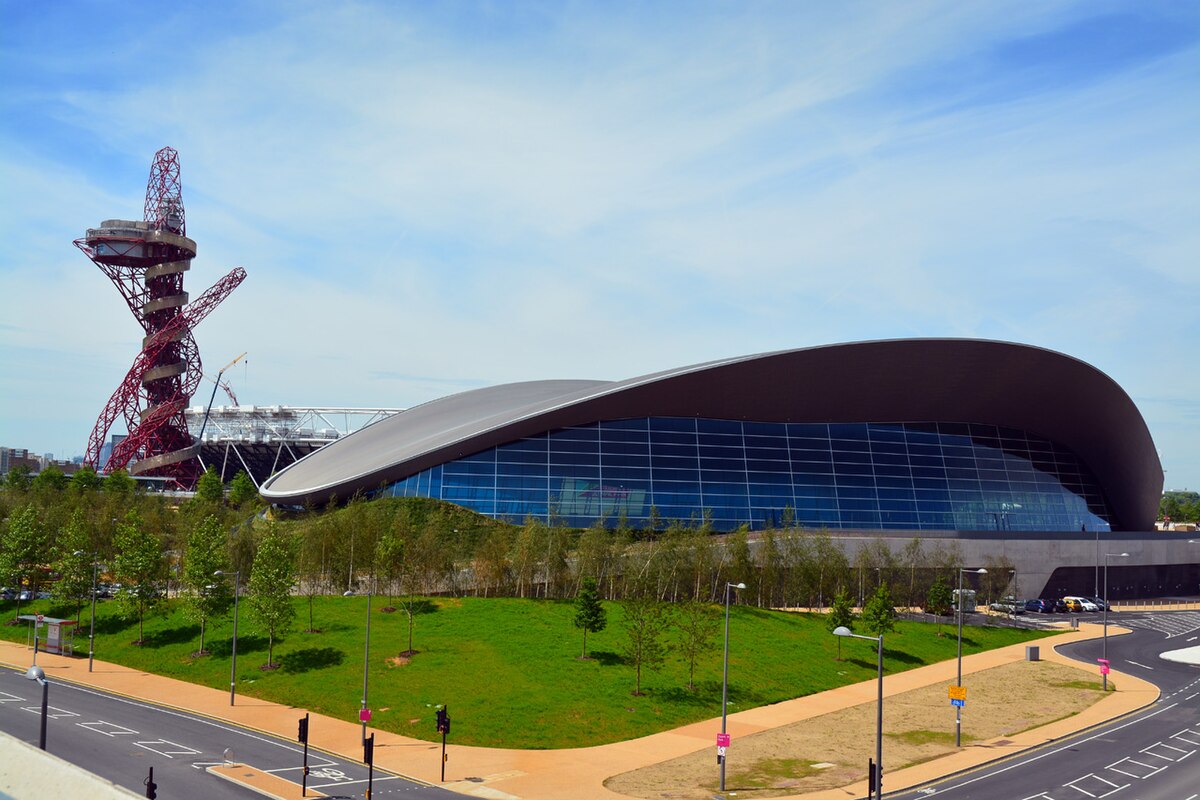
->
<box><xmin>436</xmin><ymin>704</ymin><xmax>451</xmax><ymax>782</ymax></box>
<box><xmin>364</xmin><ymin>732</ymin><xmax>375</xmax><ymax>800</ymax></box>
<box><xmin>298</xmin><ymin>713</ymin><xmax>310</xmax><ymax>797</ymax></box>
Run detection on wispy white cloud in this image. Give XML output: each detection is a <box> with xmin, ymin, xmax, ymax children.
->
<box><xmin>1</xmin><ymin>0</ymin><xmax>1197</xmax><ymax>487</ymax></box>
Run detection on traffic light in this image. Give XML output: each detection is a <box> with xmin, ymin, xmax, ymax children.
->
<box><xmin>298</xmin><ymin>715</ymin><xmax>309</xmax><ymax>744</ymax></box>
<box><xmin>144</xmin><ymin>766</ymin><xmax>157</xmax><ymax>799</ymax></box>
<box><xmin>436</xmin><ymin>707</ymin><xmax>448</xmax><ymax>734</ymax></box>
<box><xmin>363</xmin><ymin>732</ymin><xmax>375</xmax><ymax>765</ymax></box>
<box><xmin>868</xmin><ymin>760</ymin><xmax>877</xmax><ymax>799</ymax></box>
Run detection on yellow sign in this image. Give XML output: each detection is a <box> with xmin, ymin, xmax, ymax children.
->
<box><xmin>948</xmin><ymin>685</ymin><xmax>966</xmax><ymax>701</ymax></box>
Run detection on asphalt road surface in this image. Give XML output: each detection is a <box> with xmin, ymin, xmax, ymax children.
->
<box><xmin>0</xmin><ymin>667</ymin><xmax>462</xmax><ymax>799</ymax></box>
<box><xmin>893</xmin><ymin>610</ymin><xmax>1200</xmax><ymax>800</ymax></box>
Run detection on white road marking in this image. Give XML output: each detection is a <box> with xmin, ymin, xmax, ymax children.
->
<box><xmin>1186</xmin><ymin>636</ymin><xmax>1197</xmax><ymax>642</ymax></box>
<box><xmin>939</xmin><ymin>703</ymin><xmax>1179</xmax><ymax>792</ymax></box>
<box><xmin>1142</xmin><ymin>741</ymin><xmax>1192</xmax><ymax>760</ymax></box>
<box><xmin>1125</xmin><ymin>660</ymin><xmax>1154</xmax><ymax>670</ymax></box>
<box><xmin>23</xmin><ymin>705</ymin><xmax>79</xmax><ymax>719</ymax></box>
<box><xmin>133</xmin><ymin>738</ymin><xmax>201</xmax><ymax>758</ymax></box>
<box><xmin>1187</xmin><ymin>693</ymin><xmax>1199</xmax><ymax>700</ymax></box>
<box><xmin>308</xmin><ymin>775</ymin><xmax>400</xmax><ymax>789</ymax></box>
<box><xmin>0</xmin><ymin>691</ymin><xmax>25</xmax><ymax>703</ymax></box>
<box><xmin>77</xmin><ymin>720</ymin><xmax>138</xmax><ymax>737</ymax></box>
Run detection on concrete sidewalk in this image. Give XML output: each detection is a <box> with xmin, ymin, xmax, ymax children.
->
<box><xmin>0</xmin><ymin>624</ymin><xmax>1157</xmax><ymax>800</ymax></box>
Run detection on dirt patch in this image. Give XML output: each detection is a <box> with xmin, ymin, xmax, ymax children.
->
<box><xmin>388</xmin><ymin>654</ymin><xmax>412</xmax><ymax>667</ymax></box>
<box><xmin>605</xmin><ymin>660</ymin><xmax>1108</xmax><ymax>799</ymax></box>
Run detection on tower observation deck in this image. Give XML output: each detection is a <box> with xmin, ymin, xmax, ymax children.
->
<box><xmin>76</xmin><ymin>147</ymin><xmax>246</xmax><ymax>489</ymax></box>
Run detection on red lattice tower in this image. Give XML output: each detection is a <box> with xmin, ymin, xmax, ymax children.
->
<box><xmin>75</xmin><ymin>147</ymin><xmax>246</xmax><ymax>489</ymax></box>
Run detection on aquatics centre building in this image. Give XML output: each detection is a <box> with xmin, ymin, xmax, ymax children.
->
<box><xmin>261</xmin><ymin>338</ymin><xmax>1162</xmax><ymax>532</ymax></box>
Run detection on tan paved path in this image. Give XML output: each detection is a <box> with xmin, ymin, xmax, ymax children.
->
<box><xmin>0</xmin><ymin>624</ymin><xmax>1157</xmax><ymax>800</ymax></box>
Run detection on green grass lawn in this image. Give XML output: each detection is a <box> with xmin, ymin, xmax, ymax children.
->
<box><xmin>0</xmin><ymin>596</ymin><xmax>1050</xmax><ymax>749</ymax></box>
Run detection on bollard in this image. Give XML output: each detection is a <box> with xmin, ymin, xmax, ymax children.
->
<box><xmin>1026</xmin><ymin>645</ymin><xmax>1040</xmax><ymax>661</ymax></box>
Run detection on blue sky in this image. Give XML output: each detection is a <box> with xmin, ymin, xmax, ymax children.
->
<box><xmin>1</xmin><ymin>1</ymin><xmax>1197</xmax><ymax>493</ymax></box>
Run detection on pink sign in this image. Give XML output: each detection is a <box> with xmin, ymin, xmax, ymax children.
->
<box><xmin>1100</xmin><ymin>664</ymin><xmax>1110</xmax><ymax>675</ymax></box>
<box><xmin>716</xmin><ymin>733</ymin><xmax>731</xmax><ymax>747</ymax></box>
<box><xmin>360</xmin><ymin>709</ymin><xmax>372</xmax><ymax>722</ymax></box>
<box><xmin>1097</xmin><ymin>658</ymin><xmax>1109</xmax><ymax>665</ymax></box>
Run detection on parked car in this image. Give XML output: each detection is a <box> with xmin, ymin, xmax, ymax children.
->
<box><xmin>1085</xmin><ymin>596</ymin><xmax>1111</xmax><ymax>612</ymax></box>
<box><xmin>0</xmin><ymin>587</ymin><xmax>15</xmax><ymax>601</ymax></box>
<box><xmin>1053</xmin><ymin>598</ymin><xmax>1069</xmax><ymax>613</ymax></box>
<box><xmin>989</xmin><ymin>597</ymin><xmax>1025</xmax><ymax>614</ymax></box>
<box><xmin>1063</xmin><ymin>596</ymin><xmax>1099</xmax><ymax>612</ymax></box>
<box><xmin>1024</xmin><ymin>599</ymin><xmax>1055</xmax><ymax>613</ymax></box>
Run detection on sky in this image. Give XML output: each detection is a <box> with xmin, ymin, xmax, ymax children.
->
<box><xmin>1</xmin><ymin>1</ymin><xmax>1197</xmax><ymax>491</ymax></box>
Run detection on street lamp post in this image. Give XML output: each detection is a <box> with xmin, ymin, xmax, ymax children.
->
<box><xmin>833</xmin><ymin>627</ymin><xmax>884</xmax><ymax>799</ymax></box>
<box><xmin>345</xmin><ymin>580</ymin><xmax>373</xmax><ymax>745</ymax></box>
<box><xmin>1102</xmin><ymin>552</ymin><xmax>1128</xmax><ymax>691</ymax></box>
<box><xmin>719</xmin><ymin>581</ymin><xmax>746</xmax><ymax>793</ymax></box>
<box><xmin>214</xmin><ymin>570</ymin><xmax>240</xmax><ymax>705</ymax></box>
<box><xmin>75</xmin><ymin>550</ymin><xmax>100</xmax><ymax>672</ymax></box>
<box><xmin>956</xmin><ymin>567</ymin><xmax>987</xmax><ymax>747</ymax></box>
<box><xmin>25</xmin><ymin>665</ymin><xmax>48</xmax><ymax>750</ymax></box>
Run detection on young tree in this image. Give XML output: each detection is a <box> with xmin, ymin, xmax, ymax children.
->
<box><xmin>102</xmin><ymin>469</ymin><xmax>136</xmax><ymax>495</ymax></box>
<box><xmin>247</xmin><ymin>524</ymin><xmax>297</xmax><ymax>668</ymax></box>
<box><xmin>472</xmin><ymin>528</ymin><xmax>511</xmax><ymax>597</ymax></box>
<box><xmin>113</xmin><ymin>510</ymin><xmax>164</xmax><ymax>644</ymax></box>
<box><xmin>861</xmin><ymin>582</ymin><xmax>897</xmax><ymax>638</ymax></box>
<box><xmin>621</xmin><ymin>595</ymin><xmax>672</xmax><ymax>696</ymax></box>
<box><xmin>574</xmin><ymin>576</ymin><xmax>607</xmax><ymax>659</ymax></box>
<box><xmin>675</xmin><ymin>600</ymin><xmax>719</xmax><ymax>690</ymax></box>
<box><xmin>227</xmin><ymin>471</ymin><xmax>259</xmax><ymax>506</ymax></box>
<box><xmin>69</xmin><ymin>466</ymin><xmax>103</xmax><ymax>493</ymax></box>
<box><xmin>3</xmin><ymin>465</ymin><xmax>33</xmax><ymax>492</ymax></box>
<box><xmin>54</xmin><ymin>510</ymin><xmax>94</xmax><ymax>623</ymax></box>
<box><xmin>195</xmin><ymin>466</ymin><xmax>225</xmax><ymax>504</ymax></box>
<box><xmin>826</xmin><ymin>590</ymin><xmax>856</xmax><ymax>660</ymax></box>
<box><xmin>31</xmin><ymin>466</ymin><xmax>69</xmax><ymax>493</ymax></box>
<box><xmin>925</xmin><ymin>576</ymin><xmax>953</xmax><ymax>636</ymax></box>
<box><xmin>181</xmin><ymin>515</ymin><xmax>231</xmax><ymax>656</ymax></box>
<box><xmin>1</xmin><ymin>505</ymin><xmax>43</xmax><ymax>620</ymax></box>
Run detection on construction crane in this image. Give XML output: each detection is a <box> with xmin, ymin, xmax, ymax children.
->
<box><xmin>204</xmin><ymin>353</ymin><xmax>246</xmax><ymax>406</ymax></box>
<box><xmin>196</xmin><ymin>352</ymin><xmax>247</xmax><ymax>444</ymax></box>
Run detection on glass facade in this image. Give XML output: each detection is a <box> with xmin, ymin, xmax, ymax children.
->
<box><xmin>383</xmin><ymin>418</ymin><xmax>1113</xmax><ymax>532</ymax></box>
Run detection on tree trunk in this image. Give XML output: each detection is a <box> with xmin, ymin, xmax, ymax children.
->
<box><xmin>581</xmin><ymin>628</ymin><xmax>587</xmax><ymax>659</ymax></box>
<box><xmin>200</xmin><ymin>618</ymin><xmax>207</xmax><ymax>653</ymax></box>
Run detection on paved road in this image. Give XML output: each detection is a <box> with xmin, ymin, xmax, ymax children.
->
<box><xmin>0</xmin><ymin>666</ymin><xmax>461</xmax><ymax>799</ymax></box>
<box><xmin>894</xmin><ymin>611</ymin><xmax>1200</xmax><ymax>800</ymax></box>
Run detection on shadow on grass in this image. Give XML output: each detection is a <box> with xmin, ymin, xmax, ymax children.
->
<box><xmin>653</xmin><ymin>685</ymin><xmax>721</xmax><ymax>708</ymax></box>
<box><xmin>584</xmin><ymin>649</ymin><xmax>624</xmax><ymax>666</ymax></box>
<box><xmin>279</xmin><ymin>647</ymin><xmax>345</xmax><ymax>673</ymax></box>
<box><xmin>209</xmin><ymin>634</ymin><xmax>268</xmax><ymax>657</ymax></box>
<box><xmin>394</xmin><ymin>599</ymin><xmax>438</xmax><ymax>616</ymax></box>
<box><xmin>138</xmin><ymin>624</ymin><xmax>201</xmax><ymax>648</ymax></box>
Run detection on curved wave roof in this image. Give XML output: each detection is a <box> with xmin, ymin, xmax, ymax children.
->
<box><xmin>260</xmin><ymin>339</ymin><xmax>1162</xmax><ymax>530</ymax></box>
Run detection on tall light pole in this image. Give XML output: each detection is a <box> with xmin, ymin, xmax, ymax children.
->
<box><xmin>719</xmin><ymin>581</ymin><xmax>746</xmax><ymax>792</ymax></box>
<box><xmin>214</xmin><ymin>570</ymin><xmax>240</xmax><ymax>705</ymax></box>
<box><xmin>345</xmin><ymin>579</ymin><xmax>373</xmax><ymax>745</ymax></box>
<box><xmin>1102</xmin><ymin>552</ymin><xmax>1128</xmax><ymax>691</ymax></box>
<box><xmin>833</xmin><ymin>627</ymin><xmax>884</xmax><ymax>799</ymax></box>
<box><xmin>956</xmin><ymin>567</ymin><xmax>987</xmax><ymax>747</ymax></box>
<box><xmin>74</xmin><ymin>550</ymin><xmax>100</xmax><ymax>672</ymax></box>
<box><xmin>25</xmin><ymin>665</ymin><xmax>48</xmax><ymax>750</ymax></box>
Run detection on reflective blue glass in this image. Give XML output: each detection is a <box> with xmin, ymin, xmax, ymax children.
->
<box><xmin>381</xmin><ymin>417</ymin><xmax>1113</xmax><ymax>533</ymax></box>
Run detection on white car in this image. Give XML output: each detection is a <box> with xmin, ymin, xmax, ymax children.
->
<box><xmin>1064</xmin><ymin>595</ymin><xmax>1098</xmax><ymax>612</ymax></box>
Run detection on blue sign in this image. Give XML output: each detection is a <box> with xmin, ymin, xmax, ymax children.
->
<box><xmin>951</xmin><ymin>698</ymin><xmax>965</xmax><ymax>707</ymax></box>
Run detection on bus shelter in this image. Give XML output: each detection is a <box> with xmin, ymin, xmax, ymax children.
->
<box><xmin>18</xmin><ymin>614</ymin><xmax>79</xmax><ymax>656</ymax></box>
